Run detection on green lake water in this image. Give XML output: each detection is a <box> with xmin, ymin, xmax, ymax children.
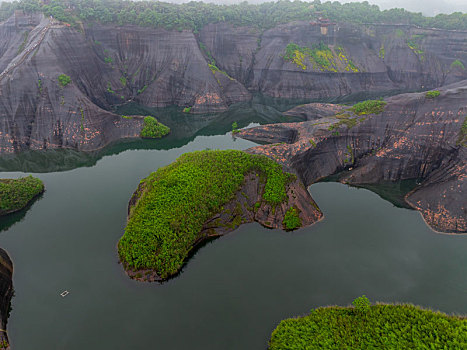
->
<box><xmin>0</xmin><ymin>106</ymin><xmax>466</xmax><ymax>349</ymax></box>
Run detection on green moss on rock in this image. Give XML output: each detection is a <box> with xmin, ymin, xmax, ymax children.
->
<box><xmin>0</xmin><ymin>176</ymin><xmax>44</xmax><ymax>215</ymax></box>
<box><xmin>451</xmin><ymin>59</ymin><xmax>465</xmax><ymax>70</ymax></box>
<box><xmin>426</xmin><ymin>90</ymin><xmax>441</xmax><ymax>99</ymax></box>
<box><xmin>283</xmin><ymin>43</ymin><xmax>358</xmax><ymax>72</ymax></box>
<box><xmin>351</xmin><ymin>100</ymin><xmax>387</xmax><ymax>115</ymax></box>
<box><xmin>119</xmin><ymin>150</ymin><xmax>296</xmax><ymax>279</ymax></box>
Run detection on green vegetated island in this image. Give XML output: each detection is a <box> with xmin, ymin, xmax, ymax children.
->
<box><xmin>140</xmin><ymin>116</ymin><xmax>170</xmax><ymax>139</ymax></box>
<box><xmin>118</xmin><ymin>149</ymin><xmax>308</xmax><ymax>281</ymax></box>
<box><xmin>0</xmin><ymin>176</ymin><xmax>44</xmax><ymax>215</ymax></box>
<box><xmin>269</xmin><ymin>296</ymin><xmax>467</xmax><ymax>349</ymax></box>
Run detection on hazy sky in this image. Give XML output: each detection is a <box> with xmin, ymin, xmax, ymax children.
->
<box><xmin>340</xmin><ymin>0</ymin><xmax>467</xmax><ymax>16</ymax></box>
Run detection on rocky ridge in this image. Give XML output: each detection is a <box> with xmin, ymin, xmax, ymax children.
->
<box><xmin>238</xmin><ymin>80</ymin><xmax>467</xmax><ymax>234</ymax></box>
<box><xmin>1</xmin><ymin>12</ymin><xmax>467</xmax><ymax>153</ymax></box>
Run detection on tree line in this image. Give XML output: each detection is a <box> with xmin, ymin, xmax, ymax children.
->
<box><xmin>1</xmin><ymin>0</ymin><xmax>466</xmax><ymax>31</ymax></box>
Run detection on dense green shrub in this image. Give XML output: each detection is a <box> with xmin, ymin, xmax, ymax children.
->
<box><xmin>282</xmin><ymin>207</ymin><xmax>301</xmax><ymax>230</ymax></box>
<box><xmin>57</xmin><ymin>74</ymin><xmax>71</xmax><ymax>88</ymax></box>
<box><xmin>182</xmin><ymin>107</ymin><xmax>191</xmax><ymax>113</ymax></box>
<box><xmin>0</xmin><ymin>176</ymin><xmax>44</xmax><ymax>215</ymax></box>
<box><xmin>269</xmin><ymin>302</ymin><xmax>467</xmax><ymax>349</ymax></box>
<box><xmin>140</xmin><ymin>116</ymin><xmax>170</xmax><ymax>139</ymax></box>
<box><xmin>351</xmin><ymin>100</ymin><xmax>387</xmax><ymax>115</ymax></box>
<box><xmin>352</xmin><ymin>295</ymin><xmax>370</xmax><ymax>313</ymax></box>
<box><xmin>426</xmin><ymin>90</ymin><xmax>441</xmax><ymax>99</ymax></box>
<box><xmin>118</xmin><ymin>150</ymin><xmax>295</xmax><ymax>279</ymax></box>
<box><xmin>4</xmin><ymin>0</ymin><xmax>467</xmax><ymax>31</ymax></box>
<box><xmin>451</xmin><ymin>59</ymin><xmax>465</xmax><ymax>70</ymax></box>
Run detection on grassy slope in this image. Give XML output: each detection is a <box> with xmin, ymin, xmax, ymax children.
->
<box><xmin>269</xmin><ymin>304</ymin><xmax>467</xmax><ymax>349</ymax></box>
<box><xmin>0</xmin><ymin>176</ymin><xmax>44</xmax><ymax>215</ymax></box>
<box><xmin>118</xmin><ymin>150</ymin><xmax>296</xmax><ymax>279</ymax></box>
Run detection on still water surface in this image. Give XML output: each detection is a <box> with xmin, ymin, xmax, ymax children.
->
<box><xmin>0</xmin><ymin>127</ymin><xmax>466</xmax><ymax>349</ymax></box>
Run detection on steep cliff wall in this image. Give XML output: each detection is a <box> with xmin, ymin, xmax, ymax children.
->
<box><xmin>201</xmin><ymin>22</ymin><xmax>467</xmax><ymax>100</ymax></box>
<box><xmin>1</xmin><ymin>13</ymin><xmax>466</xmax><ymax>153</ymax></box>
<box><xmin>0</xmin><ymin>14</ymin><xmax>145</xmax><ymax>153</ymax></box>
<box><xmin>238</xmin><ymin>80</ymin><xmax>467</xmax><ymax>234</ymax></box>
<box><xmin>85</xmin><ymin>24</ymin><xmax>251</xmax><ymax>112</ymax></box>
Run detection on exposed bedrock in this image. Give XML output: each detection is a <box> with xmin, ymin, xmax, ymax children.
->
<box><xmin>200</xmin><ymin>175</ymin><xmax>322</xmax><ymax>235</ymax></box>
<box><xmin>238</xmin><ymin>80</ymin><xmax>467</xmax><ymax>234</ymax></box>
<box><xmin>1</xmin><ymin>12</ymin><xmax>467</xmax><ymax>153</ymax></box>
<box><xmin>0</xmin><ymin>248</ymin><xmax>13</xmax><ymax>349</ymax></box>
<box><xmin>0</xmin><ymin>14</ymin><xmax>145</xmax><ymax>153</ymax></box>
<box><xmin>200</xmin><ymin>22</ymin><xmax>467</xmax><ymax>100</ymax></box>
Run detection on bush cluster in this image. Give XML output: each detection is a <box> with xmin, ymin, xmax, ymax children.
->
<box><xmin>451</xmin><ymin>59</ymin><xmax>465</xmax><ymax>70</ymax></box>
<box><xmin>118</xmin><ymin>150</ymin><xmax>295</xmax><ymax>279</ymax></box>
<box><xmin>269</xmin><ymin>300</ymin><xmax>467</xmax><ymax>349</ymax></box>
<box><xmin>425</xmin><ymin>90</ymin><xmax>441</xmax><ymax>99</ymax></box>
<box><xmin>140</xmin><ymin>116</ymin><xmax>170</xmax><ymax>139</ymax></box>
<box><xmin>57</xmin><ymin>74</ymin><xmax>71</xmax><ymax>88</ymax></box>
<box><xmin>0</xmin><ymin>176</ymin><xmax>44</xmax><ymax>215</ymax></box>
<box><xmin>351</xmin><ymin>100</ymin><xmax>387</xmax><ymax>115</ymax></box>
<box><xmin>282</xmin><ymin>207</ymin><xmax>301</xmax><ymax>230</ymax></box>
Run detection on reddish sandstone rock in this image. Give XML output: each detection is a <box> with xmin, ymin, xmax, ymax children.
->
<box><xmin>238</xmin><ymin>80</ymin><xmax>467</xmax><ymax>234</ymax></box>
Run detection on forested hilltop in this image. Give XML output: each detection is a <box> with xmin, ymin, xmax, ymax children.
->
<box><xmin>1</xmin><ymin>0</ymin><xmax>466</xmax><ymax>31</ymax></box>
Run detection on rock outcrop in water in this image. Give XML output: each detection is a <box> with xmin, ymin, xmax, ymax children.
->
<box><xmin>0</xmin><ymin>249</ymin><xmax>13</xmax><ymax>349</ymax></box>
<box><xmin>0</xmin><ymin>11</ymin><xmax>466</xmax><ymax>152</ymax></box>
<box><xmin>121</xmin><ymin>149</ymin><xmax>323</xmax><ymax>282</ymax></box>
<box><xmin>126</xmin><ymin>174</ymin><xmax>322</xmax><ymax>282</ymax></box>
<box><xmin>238</xmin><ymin>80</ymin><xmax>467</xmax><ymax>234</ymax></box>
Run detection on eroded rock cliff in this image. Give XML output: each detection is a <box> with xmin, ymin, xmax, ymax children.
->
<box><xmin>238</xmin><ymin>80</ymin><xmax>467</xmax><ymax>234</ymax></box>
<box><xmin>201</xmin><ymin>22</ymin><xmax>467</xmax><ymax>100</ymax></box>
<box><xmin>1</xmin><ymin>12</ymin><xmax>466</xmax><ymax>153</ymax></box>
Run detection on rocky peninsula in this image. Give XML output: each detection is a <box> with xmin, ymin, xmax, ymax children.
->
<box><xmin>238</xmin><ymin>80</ymin><xmax>467</xmax><ymax>234</ymax></box>
<box><xmin>119</xmin><ymin>150</ymin><xmax>322</xmax><ymax>281</ymax></box>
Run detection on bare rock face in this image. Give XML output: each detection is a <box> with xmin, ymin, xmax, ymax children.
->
<box><xmin>87</xmin><ymin>24</ymin><xmax>251</xmax><ymax>112</ymax></box>
<box><xmin>199</xmin><ymin>23</ymin><xmax>261</xmax><ymax>86</ymax></box>
<box><xmin>0</xmin><ymin>13</ymin><xmax>250</xmax><ymax>153</ymax></box>
<box><xmin>0</xmin><ymin>14</ymin><xmax>145</xmax><ymax>153</ymax></box>
<box><xmin>238</xmin><ymin>80</ymin><xmax>467</xmax><ymax>234</ymax></box>
<box><xmin>284</xmin><ymin>103</ymin><xmax>346</xmax><ymax>120</ymax></box>
<box><xmin>202</xmin><ymin>21</ymin><xmax>467</xmax><ymax>100</ymax></box>
<box><xmin>201</xmin><ymin>173</ymin><xmax>322</xmax><ymax>236</ymax></box>
<box><xmin>0</xmin><ymin>248</ymin><xmax>13</xmax><ymax>349</ymax></box>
